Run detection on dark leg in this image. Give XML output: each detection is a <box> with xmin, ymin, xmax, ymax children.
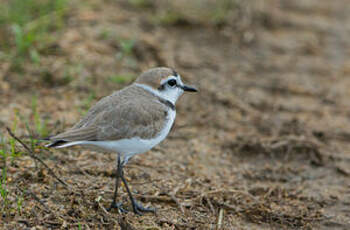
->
<box><xmin>120</xmin><ymin>166</ymin><xmax>156</xmax><ymax>215</ymax></box>
<box><xmin>107</xmin><ymin>155</ymin><xmax>126</xmax><ymax>213</ymax></box>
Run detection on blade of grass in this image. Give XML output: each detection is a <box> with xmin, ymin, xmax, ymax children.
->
<box><xmin>6</xmin><ymin>127</ymin><xmax>68</xmax><ymax>188</ymax></box>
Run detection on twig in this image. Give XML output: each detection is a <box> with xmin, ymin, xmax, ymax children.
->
<box><xmin>6</xmin><ymin>127</ymin><xmax>68</xmax><ymax>187</ymax></box>
<box><xmin>129</xmin><ymin>179</ymin><xmax>162</xmax><ymax>185</ymax></box>
<box><xmin>135</xmin><ymin>193</ymin><xmax>185</xmax><ymax>213</ymax></box>
<box><xmin>134</xmin><ymin>194</ymin><xmax>173</xmax><ymax>203</ymax></box>
<box><xmin>203</xmin><ymin>196</ymin><xmax>215</xmax><ymax>214</ymax></box>
<box><xmin>216</xmin><ymin>208</ymin><xmax>224</xmax><ymax>230</ymax></box>
<box><xmin>168</xmin><ymin>184</ymin><xmax>185</xmax><ymax>214</ymax></box>
<box><xmin>157</xmin><ymin>219</ymin><xmax>196</xmax><ymax>229</ymax></box>
<box><xmin>212</xmin><ymin>200</ymin><xmax>241</xmax><ymax>213</ymax></box>
<box><xmin>199</xmin><ymin>189</ymin><xmax>258</xmax><ymax>203</ymax></box>
<box><xmin>16</xmin><ymin>185</ymin><xmax>52</xmax><ymax>214</ymax></box>
<box><xmin>117</xmin><ymin>216</ymin><xmax>136</xmax><ymax>230</ymax></box>
<box><xmin>169</xmin><ymin>193</ymin><xmax>185</xmax><ymax>214</ymax></box>
<box><xmin>95</xmin><ymin>198</ymin><xmax>119</xmax><ymax>226</ymax></box>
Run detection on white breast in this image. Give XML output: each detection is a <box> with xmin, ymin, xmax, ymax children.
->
<box><xmin>57</xmin><ymin>109</ymin><xmax>176</xmax><ymax>162</ymax></box>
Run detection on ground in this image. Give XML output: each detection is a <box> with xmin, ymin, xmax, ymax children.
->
<box><xmin>1</xmin><ymin>0</ymin><xmax>350</xmax><ymax>229</ymax></box>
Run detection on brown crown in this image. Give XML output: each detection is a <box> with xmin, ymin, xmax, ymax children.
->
<box><xmin>135</xmin><ymin>67</ymin><xmax>177</xmax><ymax>89</ymax></box>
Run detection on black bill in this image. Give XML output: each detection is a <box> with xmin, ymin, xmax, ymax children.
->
<box><xmin>181</xmin><ymin>85</ymin><xmax>198</xmax><ymax>92</ymax></box>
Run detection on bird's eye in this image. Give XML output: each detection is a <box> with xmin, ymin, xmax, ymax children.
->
<box><xmin>167</xmin><ymin>79</ymin><xmax>177</xmax><ymax>87</ymax></box>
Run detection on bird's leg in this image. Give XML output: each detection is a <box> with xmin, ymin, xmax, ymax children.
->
<box><xmin>120</xmin><ymin>167</ymin><xmax>156</xmax><ymax>215</ymax></box>
<box><xmin>107</xmin><ymin>154</ymin><xmax>126</xmax><ymax>213</ymax></box>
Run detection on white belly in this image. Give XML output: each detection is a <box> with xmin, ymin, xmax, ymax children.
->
<box><xmin>57</xmin><ymin>109</ymin><xmax>176</xmax><ymax>161</ymax></box>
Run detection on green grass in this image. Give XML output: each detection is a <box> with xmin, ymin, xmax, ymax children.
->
<box><xmin>127</xmin><ymin>0</ymin><xmax>154</xmax><ymax>9</ymax></box>
<box><xmin>0</xmin><ymin>109</ymin><xmax>46</xmax><ymax>214</ymax></box>
<box><xmin>115</xmin><ymin>38</ymin><xmax>138</xmax><ymax>68</ymax></box>
<box><xmin>108</xmin><ymin>74</ymin><xmax>136</xmax><ymax>84</ymax></box>
<box><xmin>9</xmin><ymin>111</ymin><xmax>21</xmax><ymax>162</ymax></box>
<box><xmin>78</xmin><ymin>91</ymin><xmax>97</xmax><ymax>115</ymax></box>
<box><xmin>0</xmin><ymin>131</ymin><xmax>18</xmax><ymax>214</ymax></box>
<box><xmin>0</xmin><ymin>166</ymin><xmax>8</xmax><ymax>212</ymax></box>
<box><xmin>31</xmin><ymin>95</ymin><xmax>48</xmax><ymax>138</ymax></box>
<box><xmin>209</xmin><ymin>0</ymin><xmax>236</xmax><ymax>26</ymax></box>
<box><xmin>152</xmin><ymin>10</ymin><xmax>189</xmax><ymax>26</ymax></box>
<box><xmin>98</xmin><ymin>32</ymin><xmax>138</xmax><ymax>67</ymax></box>
<box><xmin>150</xmin><ymin>0</ymin><xmax>237</xmax><ymax>27</ymax></box>
<box><xmin>16</xmin><ymin>194</ymin><xmax>23</xmax><ymax>215</ymax></box>
<box><xmin>0</xmin><ymin>136</ymin><xmax>9</xmax><ymax>212</ymax></box>
<box><xmin>116</xmin><ymin>38</ymin><xmax>136</xmax><ymax>59</ymax></box>
<box><xmin>0</xmin><ymin>0</ymin><xmax>69</xmax><ymax>70</ymax></box>
<box><xmin>62</xmin><ymin>63</ymin><xmax>83</xmax><ymax>86</ymax></box>
<box><xmin>98</xmin><ymin>29</ymin><xmax>113</xmax><ymax>40</ymax></box>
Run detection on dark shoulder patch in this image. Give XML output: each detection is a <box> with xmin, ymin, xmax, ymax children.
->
<box><xmin>158</xmin><ymin>84</ymin><xmax>165</xmax><ymax>91</ymax></box>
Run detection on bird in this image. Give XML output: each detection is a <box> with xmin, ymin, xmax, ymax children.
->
<box><xmin>44</xmin><ymin>67</ymin><xmax>198</xmax><ymax>214</ymax></box>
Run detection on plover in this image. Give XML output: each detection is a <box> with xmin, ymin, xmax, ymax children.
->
<box><xmin>45</xmin><ymin>67</ymin><xmax>197</xmax><ymax>214</ymax></box>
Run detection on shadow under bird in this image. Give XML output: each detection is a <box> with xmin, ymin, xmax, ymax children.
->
<box><xmin>44</xmin><ymin>67</ymin><xmax>197</xmax><ymax>214</ymax></box>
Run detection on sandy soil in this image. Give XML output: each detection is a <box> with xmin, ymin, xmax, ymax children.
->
<box><xmin>1</xmin><ymin>0</ymin><xmax>350</xmax><ymax>229</ymax></box>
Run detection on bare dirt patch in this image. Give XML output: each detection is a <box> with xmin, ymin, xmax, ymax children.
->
<box><xmin>1</xmin><ymin>0</ymin><xmax>350</xmax><ymax>229</ymax></box>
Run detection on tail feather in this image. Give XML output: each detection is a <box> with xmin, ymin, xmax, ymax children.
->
<box><xmin>45</xmin><ymin>140</ymin><xmax>68</xmax><ymax>148</ymax></box>
<box><xmin>44</xmin><ymin>126</ymin><xmax>97</xmax><ymax>148</ymax></box>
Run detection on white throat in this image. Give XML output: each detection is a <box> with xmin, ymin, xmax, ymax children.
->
<box><xmin>135</xmin><ymin>83</ymin><xmax>182</xmax><ymax>105</ymax></box>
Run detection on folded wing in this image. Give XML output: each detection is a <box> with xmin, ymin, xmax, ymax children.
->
<box><xmin>46</xmin><ymin>97</ymin><xmax>168</xmax><ymax>147</ymax></box>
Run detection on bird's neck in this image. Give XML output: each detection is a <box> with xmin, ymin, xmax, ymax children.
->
<box><xmin>134</xmin><ymin>83</ymin><xmax>178</xmax><ymax>107</ymax></box>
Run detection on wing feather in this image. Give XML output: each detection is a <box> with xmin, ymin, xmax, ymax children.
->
<box><xmin>49</xmin><ymin>126</ymin><xmax>98</xmax><ymax>142</ymax></box>
<box><xmin>47</xmin><ymin>85</ymin><xmax>168</xmax><ymax>144</ymax></box>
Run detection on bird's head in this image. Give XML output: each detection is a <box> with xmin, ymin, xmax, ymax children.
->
<box><xmin>135</xmin><ymin>67</ymin><xmax>198</xmax><ymax>104</ymax></box>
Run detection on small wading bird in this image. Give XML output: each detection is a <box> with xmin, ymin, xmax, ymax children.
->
<box><xmin>44</xmin><ymin>67</ymin><xmax>197</xmax><ymax>214</ymax></box>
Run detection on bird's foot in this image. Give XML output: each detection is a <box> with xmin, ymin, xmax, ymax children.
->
<box><xmin>132</xmin><ymin>201</ymin><xmax>156</xmax><ymax>215</ymax></box>
<box><xmin>107</xmin><ymin>202</ymin><xmax>128</xmax><ymax>213</ymax></box>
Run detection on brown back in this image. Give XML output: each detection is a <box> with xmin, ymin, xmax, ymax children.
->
<box><xmin>50</xmin><ymin>84</ymin><xmax>169</xmax><ymax>141</ymax></box>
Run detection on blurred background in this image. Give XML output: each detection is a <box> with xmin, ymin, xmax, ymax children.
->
<box><xmin>1</xmin><ymin>0</ymin><xmax>350</xmax><ymax>229</ymax></box>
